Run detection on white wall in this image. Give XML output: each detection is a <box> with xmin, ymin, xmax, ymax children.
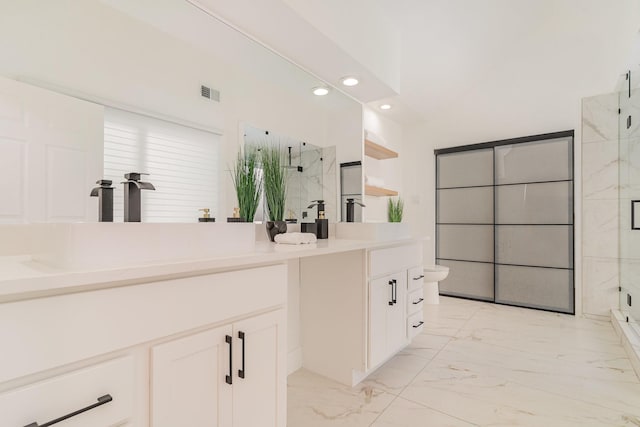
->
<box><xmin>362</xmin><ymin>107</ymin><xmax>404</xmax><ymax>222</ymax></box>
<box><xmin>0</xmin><ymin>0</ymin><xmax>362</xmax><ymax>220</ymax></box>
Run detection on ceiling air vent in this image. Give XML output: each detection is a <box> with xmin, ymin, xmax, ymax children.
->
<box><xmin>200</xmin><ymin>85</ymin><xmax>220</xmax><ymax>102</ymax></box>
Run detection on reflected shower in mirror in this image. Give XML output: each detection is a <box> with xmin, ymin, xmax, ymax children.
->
<box><xmin>244</xmin><ymin>124</ymin><xmax>337</xmax><ymax>223</ymax></box>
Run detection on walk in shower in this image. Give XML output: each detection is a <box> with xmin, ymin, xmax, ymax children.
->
<box><xmin>619</xmin><ymin>67</ymin><xmax>640</xmax><ymax>333</ymax></box>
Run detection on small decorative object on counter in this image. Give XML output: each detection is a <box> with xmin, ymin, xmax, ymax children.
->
<box><xmin>388</xmin><ymin>197</ymin><xmax>404</xmax><ymax>223</ymax></box>
<box><xmin>285</xmin><ymin>209</ymin><xmax>297</xmax><ymax>224</ymax></box>
<box><xmin>266</xmin><ymin>220</ymin><xmax>288</xmax><ymax>241</ymax></box>
<box><xmin>301</xmin><ymin>222</ymin><xmax>317</xmax><ymax>234</ymax></box>
<box><xmin>198</xmin><ymin>208</ymin><xmax>216</xmax><ymax>222</ymax></box>
<box><xmin>227</xmin><ymin>207</ymin><xmax>246</xmax><ymax>222</ymax></box>
<box><xmin>308</xmin><ymin>200</ymin><xmax>328</xmax><ymax>239</ymax></box>
<box><xmin>345</xmin><ymin>198</ymin><xmax>365</xmax><ymax>223</ymax></box>
<box><xmin>90</xmin><ymin>179</ymin><xmax>115</xmax><ymax>222</ymax></box>
<box><xmin>121</xmin><ymin>172</ymin><xmax>155</xmax><ymax>222</ymax></box>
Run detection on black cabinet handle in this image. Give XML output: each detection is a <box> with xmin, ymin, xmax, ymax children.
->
<box><xmin>392</xmin><ymin>279</ymin><xmax>397</xmax><ymax>304</ymax></box>
<box><xmin>413</xmin><ymin>275</ymin><xmax>424</xmax><ymax>281</ymax></box>
<box><xmin>238</xmin><ymin>331</ymin><xmax>246</xmax><ymax>379</ymax></box>
<box><xmin>225</xmin><ymin>334</ymin><xmax>233</xmax><ymax>385</ymax></box>
<box><xmin>388</xmin><ymin>280</ymin><xmax>394</xmax><ymax>306</ymax></box>
<box><xmin>24</xmin><ymin>394</ymin><xmax>113</xmax><ymax>427</ymax></box>
<box><xmin>412</xmin><ymin>321</ymin><xmax>424</xmax><ymax>328</ymax></box>
<box><xmin>412</xmin><ymin>298</ymin><xmax>424</xmax><ymax>305</ymax></box>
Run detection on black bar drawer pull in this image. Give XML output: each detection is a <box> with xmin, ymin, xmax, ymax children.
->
<box><xmin>412</xmin><ymin>298</ymin><xmax>424</xmax><ymax>305</ymax></box>
<box><xmin>225</xmin><ymin>334</ymin><xmax>233</xmax><ymax>385</ymax></box>
<box><xmin>392</xmin><ymin>279</ymin><xmax>397</xmax><ymax>304</ymax></box>
<box><xmin>412</xmin><ymin>321</ymin><xmax>424</xmax><ymax>328</ymax></box>
<box><xmin>238</xmin><ymin>331</ymin><xmax>246</xmax><ymax>379</ymax></box>
<box><xmin>24</xmin><ymin>394</ymin><xmax>113</xmax><ymax>427</ymax></box>
<box><xmin>413</xmin><ymin>275</ymin><xmax>424</xmax><ymax>281</ymax></box>
<box><xmin>388</xmin><ymin>280</ymin><xmax>394</xmax><ymax>306</ymax></box>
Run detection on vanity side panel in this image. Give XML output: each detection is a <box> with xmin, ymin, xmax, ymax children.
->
<box><xmin>300</xmin><ymin>250</ymin><xmax>366</xmax><ymax>386</ymax></box>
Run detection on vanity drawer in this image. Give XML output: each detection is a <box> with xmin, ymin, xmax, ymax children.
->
<box><xmin>369</xmin><ymin>244</ymin><xmax>421</xmax><ymax>278</ymax></box>
<box><xmin>407</xmin><ymin>265</ymin><xmax>424</xmax><ymax>292</ymax></box>
<box><xmin>0</xmin><ymin>356</ymin><xmax>134</xmax><ymax>427</ymax></box>
<box><xmin>408</xmin><ymin>288</ymin><xmax>424</xmax><ymax>315</ymax></box>
<box><xmin>407</xmin><ymin>311</ymin><xmax>424</xmax><ymax>339</ymax></box>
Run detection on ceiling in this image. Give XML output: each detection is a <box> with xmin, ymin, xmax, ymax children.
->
<box><xmin>198</xmin><ymin>0</ymin><xmax>640</xmax><ymax>125</ymax></box>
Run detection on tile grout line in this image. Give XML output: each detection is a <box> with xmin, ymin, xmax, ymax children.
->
<box><xmin>368</xmin><ymin>304</ymin><xmax>486</xmax><ymax>426</ymax></box>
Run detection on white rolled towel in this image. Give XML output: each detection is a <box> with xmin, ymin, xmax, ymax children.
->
<box><xmin>365</xmin><ymin>175</ymin><xmax>385</xmax><ymax>188</ymax></box>
<box><xmin>274</xmin><ymin>232</ymin><xmax>318</xmax><ymax>245</ymax></box>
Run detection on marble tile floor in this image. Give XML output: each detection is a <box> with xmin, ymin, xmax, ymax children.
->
<box><xmin>287</xmin><ymin>297</ymin><xmax>640</xmax><ymax>426</ymax></box>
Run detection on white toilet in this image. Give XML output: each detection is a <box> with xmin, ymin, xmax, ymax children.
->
<box><xmin>423</xmin><ymin>265</ymin><xmax>450</xmax><ymax>304</ymax></box>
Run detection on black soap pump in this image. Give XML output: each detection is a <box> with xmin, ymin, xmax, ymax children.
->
<box><xmin>346</xmin><ymin>198</ymin><xmax>365</xmax><ymax>222</ymax></box>
<box><xmin>90</xmin><ymin>179</ymin><xmax>115</xmax><ymax>222</ymax></box>
<box><xmin>308</xmin><ymin>200</ymin><xmax>328</xmax><ymax>239</ymax></box>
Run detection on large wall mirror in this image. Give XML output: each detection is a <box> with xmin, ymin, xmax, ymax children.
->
<box><xmin>0</xmin><ymin>0</ymin><xmax>361</xmax><ymax>224</ymax></box>
<box><xmin>243</xmin><ymin>124</ymin><xmax>337</xmax><ymax>223</ymax></box>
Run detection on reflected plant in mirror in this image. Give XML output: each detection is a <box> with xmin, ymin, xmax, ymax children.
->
<box><xmin>231</xmin><ymin>147</ymin><xmax>262</xmax><ymax>222</ymax></box>
<box><xmin>261</xmin><ymin>145</ymin><xmax>288</xmax><ymax>221</ymax></box>
<box><xmin>388</xmin><ymin>197</ymin><xmax>404</xmax><ymax>223</ymax></box>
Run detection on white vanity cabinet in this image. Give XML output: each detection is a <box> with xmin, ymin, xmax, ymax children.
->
<box><xmin>151</xmin><ymin>310</ymin><xmax>286</xmax><ymax>427</ymax></box>
<box><xmin>0</xmin><ymin>264</ymin><xmax>287</xmax><ymax>427</ymax></box>
<box><xmin>300</xmin><ymin>242</ymin><xmax>423</xmax><ymax>386</ymax></box>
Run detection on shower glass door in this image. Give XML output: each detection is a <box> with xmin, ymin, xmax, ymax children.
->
<box><xmin>619</xmin><ymin>67</ymin><xmax>640</xmax><ymax>332</ymax></box>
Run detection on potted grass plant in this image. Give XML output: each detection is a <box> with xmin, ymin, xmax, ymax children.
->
<box><xmin>231</xmin><ymin>147</ymin><xmax>262</xmax><ymax>222</ymax></box>
<box><xmin>388</xmin><ymin>197</ymin><xmax>404</xmax><ymax>223</ymax></box>
<box><xmin>261</xmin><ymin>145</ymin><xmax>288</xmax><ymax>241</ymax></box>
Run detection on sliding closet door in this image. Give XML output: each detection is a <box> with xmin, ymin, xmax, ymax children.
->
<box><xmin>494</xmin><ymin>137</ymin><xmax>574</xmax><ymax>313</ymax></box>
<box><xmin>436</xmin><ymin>149</ymin><xmax>494</xmax><ymax>301</ymax></box>
<box><xmin>435</xmin><ymin>131</ymin><xmax>574</xmax><ymax>314</ymax></box>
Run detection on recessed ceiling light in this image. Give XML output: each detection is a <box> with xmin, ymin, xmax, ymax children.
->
<box><xmin>312</xmin><ymin>86</ymin><xmax>329</xmax><ymax>96</ymax></box>
<box><xmin>341</xmin><ymin>76</ymin><xmax>359</xmax><ymax>87</ymax></box>
<box><xmin>380</xmin><ymin>104</ymin><xmax>392</xmax><ymax>110</ymax></box>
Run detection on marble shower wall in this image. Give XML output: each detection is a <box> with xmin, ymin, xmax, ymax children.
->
<box><xmin>619</xmin><ymin>88</ymin><xmax>640</xmax><ymax>323</ymax></box>
<box><xmin>582</xmin><ymin>93</ymin><xmax>620</xmax><ymax>317</ymax></box>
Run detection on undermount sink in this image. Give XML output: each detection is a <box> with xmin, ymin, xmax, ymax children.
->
<box><xmin>423</xmin><ymin>265</ymin><xmax>449</xmax><ymax>282</ymax></box>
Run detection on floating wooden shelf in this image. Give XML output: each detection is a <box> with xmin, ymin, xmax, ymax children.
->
<box><xmin>364</xmin><ymin>139</ymin><xmax>398</xmax><ymax>160</ymax></box>
<box><xmin>365</xmin><ymin>185</ymin><xmax>398</xmax><ymax>197</ymax></box>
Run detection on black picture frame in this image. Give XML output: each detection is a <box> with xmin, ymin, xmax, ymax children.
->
<box><xmin>632</xmin><ymin>200</ymin><xmax>640</xmax><ymax>230</ymax></box>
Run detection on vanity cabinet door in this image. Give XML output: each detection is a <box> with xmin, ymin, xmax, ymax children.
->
<box><xmin>151</xmin><ymin>325</ymin><xmax>233</xmax><ymax>427</ymax></box>
<box><xmin>369</xmin><ymin>272</ymin><xmax>408</xmax><ymax>368</ymax></box>
<box><xmin>232</xmin><ymin>310</ymin><xmax>286</xmax><ymax>427</ymax></box>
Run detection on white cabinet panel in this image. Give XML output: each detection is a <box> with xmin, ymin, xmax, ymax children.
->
<box><xmin>407</xmin><ymin>266</ymin><xmax>424</xmax><ymax>292</ymax></box>
<box><xmin>151</xmin><ymin>325</ymin><xmax>233</xmax><ymax>427</ymax></box>
<box><xmin>232</xmin><ymin>310</ymin><xmax>286</xmax><ymax>427</ymax></box>
<box><xmin>407</xmin><ymin>311</ymin><xmax>424</xmax><ymax>339</ymax></box>
<box><xmin>0</xmin><ymin>76</ymin><xmax>103</xmax><ymax>223</ymax></box>
<box><xmin>369</xmin><ymin>272</ymin><xmax>407</xmax><ymax>368</ymax></box>
<box><xmin>0</xmin><ymin>356</ymin><xmax>134</xmax><ymax>427</ymax></box>
<box><xmin>46</xmin><ymin>146</ymin><xmax>87</xmax><ymax>221</ymax></box>
<box><xmin>0</xmin><ymin>137</ymin><xmax>25</xmax><ymax>219</ymax></box>
<box><xmin>408</xmin><ymin>288</ymin><xmax>424</xmax><ymax>315</ymax></box>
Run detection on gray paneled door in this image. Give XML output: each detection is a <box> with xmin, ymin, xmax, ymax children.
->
<box><xmin>435</xmin><ymin>132</ymin><xmax>574</xmax><ymax>314</ymax></box>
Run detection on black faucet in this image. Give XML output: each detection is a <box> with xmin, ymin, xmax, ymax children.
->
<box><xmin>121</xmin><ymin>172</ymin><xmax>155</xmax><ymax>222</ymax></box>
<box><xmin>90</xmin><ymin>179</ymin><xmax>115</xmax><ymax>222</ymax></box>
<box><xmin>346</xmin><ymin>198</ymin><xmax>365</xmax><ymax>222</ymax></box>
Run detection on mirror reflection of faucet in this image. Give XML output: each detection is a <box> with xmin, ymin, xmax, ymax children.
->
<box><xmin>90</xmin><ymin>179</ymin><xmax>115</xmax><ymax>222</ymax></box>
<box><xmin>346</xmin><ymin>198</ymin><xmax>365</xmax><ymax>223</ymax></box>
<box><xmin>121</xmin><ymin>172</ymin><xmax>155</xmax><ymax>222</ymax></box>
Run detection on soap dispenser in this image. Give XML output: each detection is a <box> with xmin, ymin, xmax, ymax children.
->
<box><xmin>198</xmin><ymin>208</ymin><xmax>216</xmax><ymax>222</ymax></box>
<box><xmin>121</xmin><ymin>172</ymin><xmax>155</xmax><ymax>222</ymax></box>
<box><xmin>345</xmin><ymin>198</ymin><xmax>365</xmax><ymax>222</ymax></box>
<box><xmin>307</xmin><ymin>200</ymin><xmax>328</xmax><ymax>239</ymax></box>
<box><xmin>89</xmin><ymin>179</ymin><xmax>115</xmax><ymax>222</ymax></box>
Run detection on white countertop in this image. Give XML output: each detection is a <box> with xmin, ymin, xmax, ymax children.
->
<box><xmin>0</xmin><ymin>238</ymin><xmax>421</xmax><ymax>303</ymax></box>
